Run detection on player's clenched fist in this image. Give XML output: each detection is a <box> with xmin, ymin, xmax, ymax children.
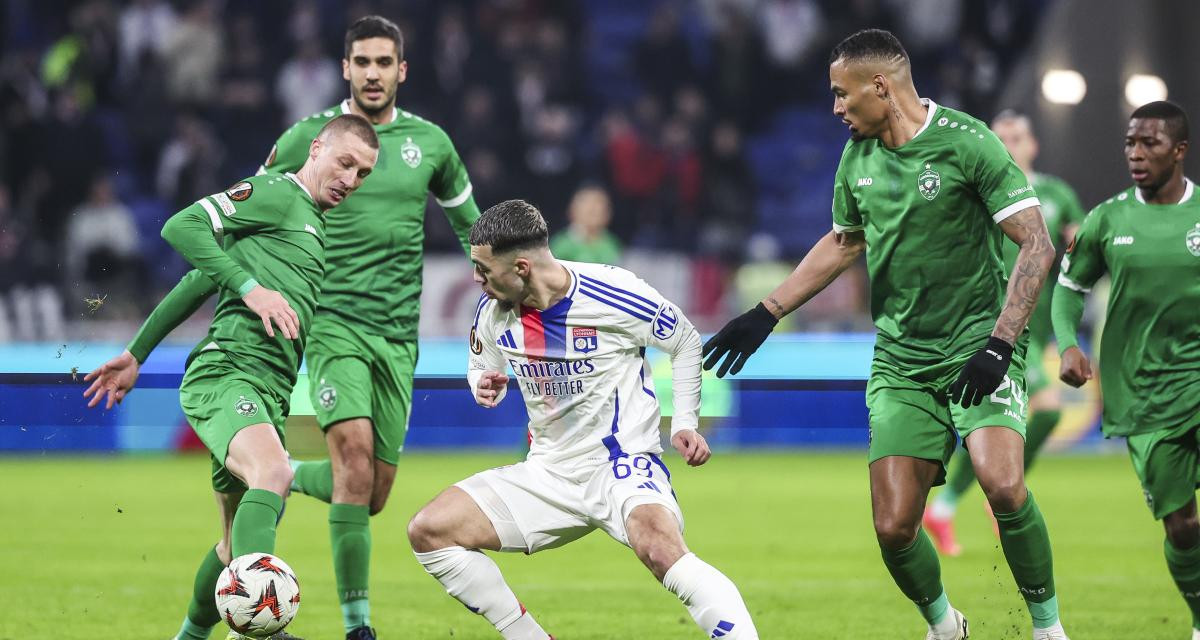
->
<box><xmin>82</xmin><ymin>349</ymin><xmax>141</xmax><ymax>410</ymax></box>
<box><xmin>242</xmin><ymin>285</ymin><xmax>300</xmax><ymax>339</ymax></box>
<box><xmin>1058</xmin><ymin>345</ymin><xmax>1093</xmax><ymax>388</ymax></box>
<box><xmin>949</xmin><ymin>336</ymin><xmax>1013</xmax><ymax>407</ymax></box>
<box><xmin>671</xmin><ymin>429</ymin><xmax>711</xmax><ymax>467</ymax></box>
<box><xmin>474</xmin><ymin>370</ymin><xmax>509</xmax><ymax>408</ymax></box>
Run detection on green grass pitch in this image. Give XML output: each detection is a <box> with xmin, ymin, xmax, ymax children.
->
<box><xmin>0</xmin><ymin>451</ymin><xmax>1185</xmax><ymax>639</ymax></box>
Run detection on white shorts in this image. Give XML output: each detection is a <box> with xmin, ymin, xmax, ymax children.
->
<box><xmin>455</xmin><ymin>452</ymin><xmax>684</xmax><ymax>554</ymax></box>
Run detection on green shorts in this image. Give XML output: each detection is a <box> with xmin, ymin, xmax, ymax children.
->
<box><xmin>306</xmin><ymin>313</ymin><xmax>417</xmax><ymax>466</ymax></box>
<box><xmin>1127</xmin><ymin>424</ymin><xmax>1200</xmax><ymax>520</ymax></box>
<box><xmin>179</xmin><ymin>350</ymin><xmax>287</xmax><ymax>493</ymax></box>
<box><xmin>866</xmin><ymin>353</ymin><xmax>1029</xmax><ymax>485</ymax></box>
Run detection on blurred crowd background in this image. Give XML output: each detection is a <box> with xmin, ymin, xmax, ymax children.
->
<box><xmin>1</xmin><ymin>0</ymin><xmax>1054</xmax><ymax>342</ymax></box>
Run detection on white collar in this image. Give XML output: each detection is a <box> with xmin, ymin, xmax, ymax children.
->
<box><xmin>285</xmin><ymin>172</ymin><xmax>315</xmax><ymax>203</ymax></box>
<box><xmin>1134</xmin><ymin>177</ymin><xmax>1194</xmax><ymax>204</ymax></box>
<box><xmin>340</xmin><ymin>99</ymin><xmax>397</xmax><ymax>124</ymax></box>
<box><xmin>912</xmin><ymin>98</ymin><xmax>938</xmax><ymax>139</ymax></box>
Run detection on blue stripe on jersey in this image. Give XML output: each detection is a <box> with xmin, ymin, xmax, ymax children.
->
<box><xmin>541</xmin><ymin>297</ymin><xmax>572</xmax><ymax>358</ymax></box>
<box><xmin>639</xmin><ymin>363</ymin><xmax>655</xmax><ymax>399</ymax></box>
<box><xmin>565</xmin><ymin>267</ymin><xmax>579</xmax><ymax>298</ymax></box>
<box><xmin>577</xmin><ymin>282</ymin><xmax>656</xmax><ymax>317</ymax></box>
<box><xmin>472</xmin><ymin>293</ymin><xmax>488</xmax><ymax>328</ymax></box>
<box><xmin>579</xmin><ymin>286</ymin><xmax>653</xmax><ymax>322</ymax></box>
<box><xmin>578</xmin><ymin>274</ymin><xmax>657</xmax><ymax>312</ymax></box>
<box><xmin>601</xmin><ymin>392</ymin><xmax>627</xmax><ymax>460</ymax></box>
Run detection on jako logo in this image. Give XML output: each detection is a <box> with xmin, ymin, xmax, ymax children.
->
<box><xmin>857</xmin><ymin>177</ymin><xmax>873</xmax><ymax>187</ymax></box>
<box><xmin>1113</xmin><ymin>236</ymin><xmax>1135</xmax><ymax>245</ymax></box>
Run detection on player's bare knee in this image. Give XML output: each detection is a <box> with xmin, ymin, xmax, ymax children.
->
<box><xmin>342</xmin><ymin>464</ymin><xmax>375</xmax><ymax>498</ymax></box>
<box><xmin>407</xmin><ymin>507</ymin><xmax>449</xmax><ymax>552</ymax></box>
<box><xmin>636</xmin><ymin>537</ymin><xmax>686</xmax><ymax>580</ymax></box>
<box><xmin>1165</xmin><ymin>511</ymin><xmax>1200</xmax><ymax>549</ymax></box>
<box><xmin>248</xmin><ymin>458</ymin><xmax>294</xmax><ymax>495</ymax></box>
<box><xmin>214</xmin><ymin>539</ymin><xmax>233</xmax><ymax>565</ymax></box>
<box><xmin>982</xmin><ymin>479</ymin><xmax>1026</xmax><ymax>514</ymax></box>
<box><xmin>627</xmin><ymin>505</ymin><xmax>686</xmax><ymax>578</ymax></box>
<box><xmin>874</xmin><ymin>512</ymin><xmax>919</xmax><ymax>549</ymax></box>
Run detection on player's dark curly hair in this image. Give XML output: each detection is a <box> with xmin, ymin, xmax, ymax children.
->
<box><xmin>345</xmin><ymin>15</ymin><xmax>404</xmax><ymax>60</ymax></box>
<box><xmin>470</xmin><ymin>200</ymin><xmax>549</xmax><ymax>253</ymax></box>
<box><xmin>1131</xmin><ymin>100</ymin><xmax>1190</xmax><ymax>144</ymax></box>
<box><xmin>829</xmin><ymin>29</ymin><xmax>909</xmax><ymax>66</ymax></box>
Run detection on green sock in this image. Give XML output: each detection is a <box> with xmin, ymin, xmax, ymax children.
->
<box><xmin>292</xmin><ymin>459</ymin><xmax>335</xmax><ymax>503</ymax></box>
<box><xmin>330</xmin><ymin>502</ymin><xmax>372</xmax><ymax>631</ymax></box>
<box><xmin>940</xmin><ymin>448</ymin><xmax>977</xmax><ymax>508</ymax></box>
<box><xmin>231</xmin><ymin>489</ymin><xmax>283</xmax><ymax>558</ymax></box>
<box><xmin>176</xmin><ymin>547</ymin><xmax>225</xmax><ymax>639</ymax></box>
<box><xmin>1022</xmin><ymin>410</ymin><xmax>1060</xmax><ymax>472</ymax></box>
<box><xmin>881</xmin><ymin>529</ymin><xmax>949</xmax><ymax>624</ymax></box>
<box><xmin>994</xmin><ymin>491</ymin><xmax>1058</xmax><ymax>628</ymax></box>
<box><xmin>1164</xmin><ymin>538</ymin><xmax>1200</xmax><ymax>628</ymax></box>
<box><xmin>175</xmin><ymin>617</ymin><xmax>215</xmax><ymax>640</ymax></box>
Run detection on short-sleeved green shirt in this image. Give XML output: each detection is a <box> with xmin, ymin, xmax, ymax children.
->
<box><xmin>832</xmin><ymin>100</ymin><xmax>1040</xmax><ymax>374</ymax></box>
<box><xmin>181</xmin><ymin>173</ymin><xmax>325</xmax><ymax>409</ymax></box>
<box><xmin>1057</xmin><ymin>179</ymin><xmax>1200</xmax><ymax>437</ymax></box>
<box><xmin>263</xmin><ymin>101</ymin><xmax>477</xmax><ymax>340</ymax></box>
<box><xmin>1001</xmin><ymin>172</ymin><xmax>1085</xmax><ymax>343</ymax></box>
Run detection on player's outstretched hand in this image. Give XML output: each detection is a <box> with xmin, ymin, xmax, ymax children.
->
<box><xmin>1059</xmin><ymin>345</ymin><xmax>1093</xmax><ymax>388</ymax></box>
<box><xmin>672</xmin><ymin>429</ymin><xmax>711</xmax><ymax>467</ymax></box>
<box><xmin>949</xmin><ymin>336</ymin><xmax>1013</xmax><ymax>407</ymax></box>
<box><xmin>242</xmin><ymin>285</ymin><xmax>300</xmax><ymax>339</ymax></box>
<box><xmin>701</xmin><ymin>303</ymin><xmax>778</xmax><ymax>378</ymax></box>
<box><xmin>474</xmin><ymin>371</ymin><xmax>509</xmax><ymax>408</ymax></box>
<box><xmin>82</xmin><ymin>349</ymin><xmax>141</xmax><ymax>410</ymax></box>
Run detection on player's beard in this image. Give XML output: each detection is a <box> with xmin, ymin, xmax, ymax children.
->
<box><xmin>495</xmin><ymin>299</ymin><xmax>515</xmax><ymax>313</ymax></box>
<box><xmin>353</xmin><ymin>84</ymin><xmax>396</xmax><ymax>117</ymax></box>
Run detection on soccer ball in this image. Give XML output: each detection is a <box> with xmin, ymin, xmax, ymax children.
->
<box><xmin>215</xmin><ymin>553</ymin><xmax>301</xmax><ymax>638</ymax></box>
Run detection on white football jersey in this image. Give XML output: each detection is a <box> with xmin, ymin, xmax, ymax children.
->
<box><xmin>467</xmin><ymin>261</ymin><xmax>702</xmax><ymax>469</ymax></box>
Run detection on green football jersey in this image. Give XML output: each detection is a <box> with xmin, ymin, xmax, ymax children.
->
<box><xmin>161</xmin><ymin>173</ymin><xmax>326</xmax><ymax>407</ymax></box>
<box><xmin>832</xmin><ymin>100</ymin><xmax>1040</xmax><ymax>371</ymax></box>
<box><xmin>262</xmin><ymin>100</ymin><xmax>478</xmax><ymax>340</ymax></box>
<box><xmin>1057</xmin><ymin>179</ymin><xmax>1200</xmax><ymax>436</ymax></box>
<box><xmin>1001</xmin><ymin>172</ymin><xmax>1086</xmax><ymax>342</ymax></box>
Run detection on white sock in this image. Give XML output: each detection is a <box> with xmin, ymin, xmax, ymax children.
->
<box><xmin>929</xmin><ymin>607</ymin><xmax>961</xmax><ymax>639</ymax></box>
<box><xmin>662</xmin><ymin>552</ymin><xmax>758</xmax><ymax>639</ymax></box>
<box><xmin>414</xmin><ymin>546</ymin><xmax>550</xmax><ymax>640</ymax></box>
<box><xmin>1033</xmin><ymin>620</ymin><xmax>1065</xmax><ymax>639</ymax></box>
<box><xmin>1192</xmin><ymin>628</ymin><xmax>1200</xmax><ymax>640</ymax></box>
<box><xmin>929</xmin><ymin>494</ymin><xmax>957</xmax><ymax>520</ymax></box>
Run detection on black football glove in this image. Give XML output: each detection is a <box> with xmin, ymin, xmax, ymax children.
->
<box><xmin>948</xmin><ymin>336</ymin><xmax>1014</xmax><ymax>407</ymax></box>
<box><xmin>702</xmin><ymin>303</ymin><xmax>779</xmax><ymax>378</ymax></box>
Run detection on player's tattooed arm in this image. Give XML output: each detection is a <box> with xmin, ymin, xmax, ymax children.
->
<box><xmin>995</xmin><ymin>206</ymin><xmax>1055</xmax><ymax>344</ymax></box>
<box><xmin>761</xmin><ymin>229</ymin><xmax>865</xmax><ymax>319</ymax></box>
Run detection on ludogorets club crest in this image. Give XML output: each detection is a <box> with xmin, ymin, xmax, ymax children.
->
<box><xmin>234</xmin><ymin>395</ymin><xmax>259</xmax><ymax>418</ymax></box>
<box><xmin>401</xmin><ymin>137</ymin><xmax>422</xmax><ymax>168</ymax></box>
<box><xmin>1187</xmin><ymin>223</ymin><xmax>1200</xmax><ymax>257</ymax></box>
<box><xmin>317</xmin><ymin>379</ymin><xmax>337</xmax><ymax>411</ymax></box>
<box><xmin>918</xmin><ymin>163</ymin><xmax>941</xmax><ymax>201</ymax></box>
